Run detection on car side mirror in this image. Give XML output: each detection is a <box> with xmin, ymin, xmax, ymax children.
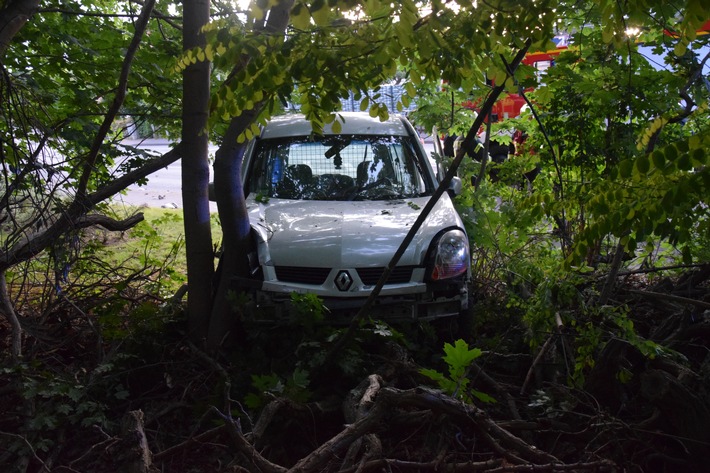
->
<box><xmin>448</xmin><ymin>176</ymin><xmax>462</xmax><ymax>196</ymax></box>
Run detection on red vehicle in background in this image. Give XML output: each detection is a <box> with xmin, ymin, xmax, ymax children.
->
<box><xmin>488</xmin><ymin>34</ymin><xmax>570</xmax><ymax>121</ymax></box>
<box><xmin>447</xmin><ymin>22</ymin><xmax>710</xmax><ymax>183</ymax></box>
<box><xmin>439</xmin><ymin>34</ymin><xmax>570</xmax><ymax>168</ymax></box>
<box><xmin>472</xmin><ymin>20</ymin><xmax>710</xmax><ymax>122</ymax></box>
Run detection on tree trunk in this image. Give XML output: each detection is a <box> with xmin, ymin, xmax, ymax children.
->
<box><xmin>206</xmin><ymin>114</ymin><xmax>256</xmax><ymax>351</ymax></box>
<box><xmin>0</xmin><ymin>271</ymin><xmax>21</xmax><ymax>359</ymax></box>
<box><xmin>182</xmin><ymin>0</ymin><xmax>214</xmax><ymax>346</ymax></box>
<box><xmin>205</xmin><ymin>0</ymin><xmax>295</xmax><ymax>352</ymax></box>
<box><xmin>119</xmin><ymin>410</ymin><xmax>154</xmax><ymax>473</ymax></box>
<box><xmin>0</xmin><ymin>0</ymin><xmax>40</xmax><ymax>58</ymax></box>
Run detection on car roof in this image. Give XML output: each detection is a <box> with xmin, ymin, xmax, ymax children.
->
<box><xmin>260</xmin><ymin>112</ymin><xmax>411</xmax><ymax>139</ymax></box>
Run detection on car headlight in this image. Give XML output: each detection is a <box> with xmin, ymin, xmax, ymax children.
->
<box><xmin>426</xmin><ymin>228</ymin><xmax>470</xmax><ymax>281</ymax></box>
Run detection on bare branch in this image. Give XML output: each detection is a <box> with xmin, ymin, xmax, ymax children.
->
<box><xmin>626</xmin><ymin>288</ymin><xmax>710</xmax><ymax>310</ymax></box>
<box><xmin>74</xmin><ymin>213</ymin><xmax>144</xmax><ymax>232</ymax></box>
<box><xmin>0</xmin><ymin>144</ymin><xmax>183</xmax><ymax>271</ymax></box>
<box><xmin>0</xmin><ymin>271</ymin><xmax>22</xmax><ymax>359</ymax></box>
<box><xmin>74</xmin><ymin>0</ymin><xmax>157</xmax><ymax>200</ymax></box>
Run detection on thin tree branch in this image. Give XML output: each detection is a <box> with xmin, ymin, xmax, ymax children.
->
<box><xmin>645</xmin><ymin>49</ymin><xmax>710</xmax><ymax>153</ymax></box>
<box><xmin>626</xmin><ymin>288</ymin><xmax>710</xmax><ymax>310</ymax></box>
<box><xmin>0</xmin><ymin>271</ymin><xmax>22</xmax><ymax>359</ymax></box>
<box><xmin>212</xmin><ymin>406</ymin><xmax>288</xmax><ymax>473</ymax></box>
<box><xmin>326</xmin><ymin>41</ymin><xmax>532</xmax><ymax>363</ymax></box>
<box><xmin>0</xmin><ymin>144</ymin><xmax>183</xmax><ymax>271</ymax></box>
<box><xmin>74</xmin><ymin>0</ymin><xmax>156</xmax><ymax>201</ymax></box>
<box><xmin>74</xmin><ymin>213</ymin><xmax>144</xmax><ymax>232</ymax></box>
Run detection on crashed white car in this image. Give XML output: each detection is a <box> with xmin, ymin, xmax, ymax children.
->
<box><xmin>235</xmin><ymin>112</ymin><xmax>471</xmax><ymax>323</ymax></box>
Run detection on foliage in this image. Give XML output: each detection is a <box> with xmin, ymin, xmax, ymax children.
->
<box><xmin>290</xmin><ymin>292</ymin><xmax>328</xmax><ymax>329</ymax></box>
<box><xmin>185</xmin><ymin>0</ymin><xmax>559</xmax><ymax>140</ymax></box>
<box><xmin>2</xmin><ymin>0</ymin><xmax>183</xmax><ymax>188</ymax></box>
<box><xmin>407</xmin><ymin>83</ymin><xmax>479</xmax><ymax>137</ymax></box>
<box><xmin>0</xmin><ymin>0</ymin><xmax>192</xmax><ymax>358</ymax></box>
<box><xmin>399</xmin><ymin>3</ymin><xmax>710</xmax><ymax>402</ymax></box>
<box><xmin>0</xmin><ymin>357</ymin><xmax>130</xmax><ymax>468</ymax></box>
<box><xmin>513</xmin><ymin>26</ymin><xmax>710</xmax><ymax>266</ymax></box>
<box><xmin>1</xmin><ymin>0</ymin><xmax>709</xmax><ymax>468</ymax></box>
<box><xmin>244</xmin><ymin>369</ymin><xmax>311</xmax><ymax>409</ymax></box>
<box><xmin>420</xmin><ymin>339</ymin><xmax>495</xmax><ymax>403</ymax></box>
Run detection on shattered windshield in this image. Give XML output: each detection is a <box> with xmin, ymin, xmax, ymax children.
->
<box><xmin>247</xmin><ymin>135</ymin><xmax>432</xmax><ymax>201</ymax></box>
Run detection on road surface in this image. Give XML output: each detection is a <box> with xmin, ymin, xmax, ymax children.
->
<box><xmin>116</xmin><ymin>140</ymin><xmax>218</xmax><ymax>211</ymax></box>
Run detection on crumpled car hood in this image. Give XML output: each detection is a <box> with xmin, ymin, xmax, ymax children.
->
<box><xmin>248</xmin><ymin>195</ymin><xmax>463</xmax><ymax>268</ymax></box>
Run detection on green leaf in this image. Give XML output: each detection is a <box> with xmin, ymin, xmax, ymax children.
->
<box><xmin>682</xmin><ymin>245</ymin><xmax>692</xmax><ymax>264</ymax></box>
<box><xmin>661</xmin><ymin>191</ymin><xmax>674</xmax><ymax>213</ymax></box>
<box><xmin>470</xmin><ymin>389</ymin><xmax>497</xmax><ymax>404</ymax></box>
<box><xmin>664</xmin><ymin>144</ymin><xmax>678</xmax><ymax>162</ymax></box>
<box><xmin>691</xmin><ymin>147</ymin><xmax>706</xmax><ymax>166</ymax></box>
<box><xmin>619</xmin><ymin>159</ymin><xmax>633</xmax><ymax>178</ymax></box>
<box><xmin>601</xmin><ymin>28</ymin><xmax>613</xmax><ymax>43</ymax></box>
<box><xmin>359</xmin><ymin>96</ymin><xmax>369</xmax><ymax>112</ymax></box>
<box><xmin>331</xmin><ymin>118</ymin><xmax>342</xmax><ymax>134</ymax></box>
<box><xmin>405</xmin><ymin>81</ymin><xmax>416</xmax><ymax>98</ymax></box>
<box><xmin>369</xmin><ymin>103</ymin><xmax>379</xmax><ymax>118</ymax></box>
<box><xmin>291</xmin><ymin>368</ymin><xmax>310</xmax><ymax>389</ymax></box>
<box><xmin>419</xmin><ymin>368</ymin><xmax>445</xmax><ymax>383</ymax></box>
<box><xmin>677</xmin><ymin>153</ymin><xmax>691</xmax><ymax>171</ymax></box>
<box><xmin>244</xmin><ymin>392</ymin><xmax>264</xmax><ymax>409</ymax></box>
<box><xmin>251</xmin><ymin>1</ymin><xmax>267</xmax><ymax>20</ymax></box>
<box><xmin>291</xmin><ymin>3</ymin><xmax>311</xmax><ymax>29</ymax></box>
<box><xmin>651</xmin><ymin>150</ymin><xmax>665</xmax><ymax>169</ymax></box>
<box><xmin>310</xmin><ymin>0</ymin><xmax>330</xmax><ymax>26</ymax></box>
<box><xmin>636</xmin><ymin>155</ymin><xmax>650</xmax><ymax>174</ymax></box>
<box><xmin>443</xmin><ymin>339</ymin><xmax>481</xmax><ymax>375</ymax></box>
<box><xmin>673</xmin><ymin>41</ymin><xmax>687</xmax><ymax>57</ymax></box>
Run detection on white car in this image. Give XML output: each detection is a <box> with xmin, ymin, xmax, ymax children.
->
<box><xmin>234</xmin><ymin>112</ymin><xmax>471</xmax><ymax>324</ymax></box>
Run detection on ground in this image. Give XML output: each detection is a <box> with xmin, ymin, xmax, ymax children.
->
<box><xmin>1</xmin><ymin>264</ymin><xmax>708</xmax><ymax>472</ymax></box>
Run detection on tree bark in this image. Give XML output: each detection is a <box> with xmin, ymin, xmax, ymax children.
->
<box><xmin>181</xmin><ymin>0</ymin><xmax>214</xmax><ymax>346</ymax></box>
<box><xmin>0</xmin><ymin>271</ymin><xmax>22</xmax><ymax>359</ymax></box>
<box><xmin>0</xmin><ymin>146</ymin><xmax>182</xmax><ymax>272</ymax></box>
<box><xmin>119</xmin><ymin>410</ymin><xmax>154</xmax><ymax>473</ymax></box>
<box><xmin>0</xmin><ymin>0</ymin><xmax>40</xmax><ymax>58</ymax></box>
<box><xmin>205</xmin><ymin>0</ymin><xmax>294</xmax><ymax>352</ymax></box>
<box><xmin>206</xmin><ymin>114</ymin><xmax>256</xmax><ymax>350</ymax></box>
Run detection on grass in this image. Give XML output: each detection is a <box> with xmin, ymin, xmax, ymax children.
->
<box><xmin>86</xmin><ymin>206</ymin><xmax>222</xmax><ymax>295</ymax></box>
<box><xmin>3</xmin><ymin>205</ymin><xmax>221</xmax><ymax>298</ymax></box>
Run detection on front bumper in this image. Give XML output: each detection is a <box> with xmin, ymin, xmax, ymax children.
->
<box><xmin>231</xmin><ymin>275</ymin><xmax>468</xmax><ymax>324</ymax></box>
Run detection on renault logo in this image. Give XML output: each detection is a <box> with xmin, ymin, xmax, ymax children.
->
<box><xmin>335</xmin><ymin>270</ymin><xmax>353</xmax><ymax>291</ymax></box>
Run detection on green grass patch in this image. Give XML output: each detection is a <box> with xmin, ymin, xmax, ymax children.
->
<box><xmin>94</xmin><ymin>206</ymin><xmax>222</xmax><ymax>293</ymax></box>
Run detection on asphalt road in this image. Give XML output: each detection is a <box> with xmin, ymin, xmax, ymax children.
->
<box><xmin>117</xmin><ymin>141</ymin><xmax>218</xmax><ymax>211</ymax></box>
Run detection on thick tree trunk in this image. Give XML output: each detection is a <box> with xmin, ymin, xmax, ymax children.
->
<box><xmin>182</xmin><ymin>0</ymin><xmax>214</xmax><ymax>346</ymax></box>
<box><xmin>206</xmin><ymin>114</ymin><xmax>256</xmax><ymax>350</ymax></box>
<box><xmin>119</xmin><ymin>410</ymin><xmax>154</xmax><ymax>473</ymax></box>
<box><xmin>0</xmin><ymin>0</ymin><xmax>40</xmax><ymax>58</ymax></box>
<box><xmin>204</xmin><ymin>0</ymin><xmax>294</xmax><ymax>352</ymax></box>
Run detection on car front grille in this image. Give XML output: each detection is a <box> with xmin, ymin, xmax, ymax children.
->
<box><xmin>273</xmin><ymin>266</ymin><xmax>417</xmax><ymax>286</ymax></box>
<box><xmin>356</xmin><ymin>266</ymin><xmax>416</xmax><ymax>285</ymax></box>
<box><xmin>275</xmin><ymin>266</ymin><xmax>331</xmax><ymax>285</ymax></box>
